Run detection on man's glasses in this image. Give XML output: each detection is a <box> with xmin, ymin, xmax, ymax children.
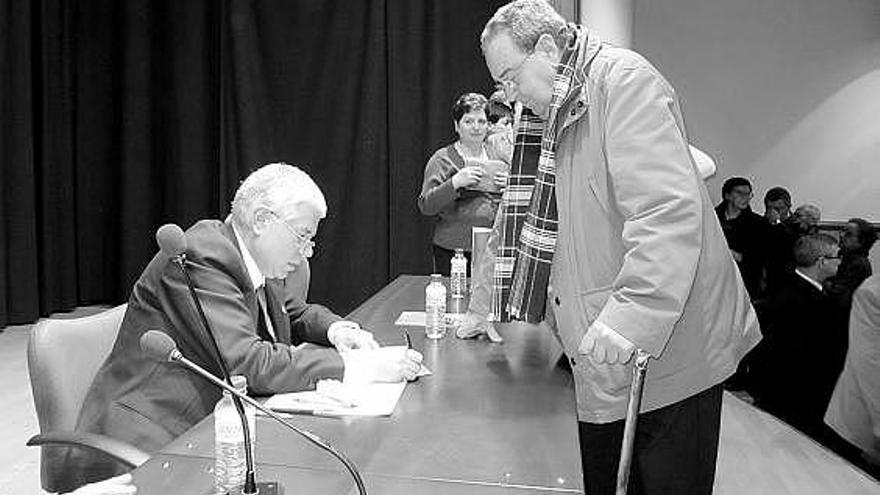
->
<box><xmin>271</xmin><ymin>212</ymin><xmax>315</xmax><ymax>258</ymax></box>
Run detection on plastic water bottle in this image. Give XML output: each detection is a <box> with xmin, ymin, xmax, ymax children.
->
<box><xmin>425</xmin><ymin>274</ymin><xmax>447</xmax><ymax>339</ymax></box>
<box><xmin>214</xmin><ymin>375</ymin><xmax>256</xmax><ymax>495</ymax></box>
<box><xmin>450</xmin><ymin>249</ymin><xmax>467</xmax><ymax>298</ymax></box>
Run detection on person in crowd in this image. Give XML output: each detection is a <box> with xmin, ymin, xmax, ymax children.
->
<box><xmin>715</xmin><ymin>177</ymin><xmax>767</xmax><ymax>299</ymax></box>
<box><xmin>762</xmin><ymin>186</ymin><xmax>792</xmax><ymax>225</ymax></box>
<box><xmin>67</xmin><ymin>163</ymin><xmax>423</xmax><ymax>488</ymax></box>
<box><xmin>753</xmin><ymin>234</ymin><xmax>842</xmax><ymax>440</ymax></box>
<box><xmin>825</xmin><ymin>218</ymin><xmax>876</xmax><ymax>320</ymax></box>
<box><xmin>480</xmin><ymin>2</ymin><xmax>761</xmax><ymax>493</ymax></box>
<box><xmin>787</xmin><ymin>203</ymin><xmax>822</xmax><ymax>235</ymax></box>
<box><xmin>761</xmin><ymin>187</ymin><xmax>795</xmax><ymax>300</ymax></box>
<box><xmin>485</xmin><ymin>90</ymin><xmax>515</xmax><ymax>164</ymax></box>
<box><xmin>418</xmin><ymin>93</ymin><xmax>507</xmax><ymax>275</ymax></box>
<box><xmin>825</xmin><ymin>273</ymin><xmax>880</xmax><ymax>478</ymax></box>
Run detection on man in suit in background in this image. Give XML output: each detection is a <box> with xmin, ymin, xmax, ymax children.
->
<box><xmin>825</xmin><ymin>218</ymin><xmax>876</xmax><ymax>327</ymax></box>
<box><xmin>68</xmin><ymin>163</ymin><xmax>423</xmax><ymax>488</ymax></box>
<box><xmin>755</xmin><ymin>233</ymin><xmax>841</xmax><ymax>439</ymax></box>
<box><xmin>760</xmin><ymin>186</ymin><xmax>795</xmax><ymax>300</ymax></box>
<box><xmin>715</xmin><ymin>177</ymin><xmax>767</xmax><ymax>300</ymax></box>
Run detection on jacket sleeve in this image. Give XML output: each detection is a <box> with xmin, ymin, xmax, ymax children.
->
<box><xmin>418</xmin><ymin>148</ymin><xmax>460</xmax><ymax>216</ymax></box>
<box><xmin>847</xmin><ymin>281</ymin><xmax>880</xmax><ymax>446</ymax></box>
<box><xmin>283</xmin><ymin>289</ymin><xmax>341</xmax><ymax>347</ymax></box>
<box><xmin>595</xmin><ymin>63</ymin><xmax>703</xmax><ymax>357</ymax></box>
<box><xmin>168</xmin><ymin>253</ymin><xmax>343</xmax><ymax>396</ymax></box>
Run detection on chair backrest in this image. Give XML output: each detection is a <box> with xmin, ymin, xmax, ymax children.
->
<box><xmin>27</xmin><ymin>304</ymin><xmax>127</xmax><ymax>489</ymax></box>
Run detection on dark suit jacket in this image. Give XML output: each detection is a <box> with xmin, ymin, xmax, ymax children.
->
<box><xmin>715</xmin><ymin>204</ymin><xmax>768</xmax><ymax>300</ymax></box>
<box><xmin>754</xmin><ymin>272</ymin><xmax>843</xmax><ymax>437</ymax></box>
<box><xmin>69</xmin><ymin>220</ymin><xmax>344</xmax><ymax>485</ymax></box>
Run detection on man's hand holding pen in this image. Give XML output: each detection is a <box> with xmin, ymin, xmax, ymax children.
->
<box><xmin>333</xmin><ymin>324</ymin><xmax>423</xmax><ymax>383</ymax></box>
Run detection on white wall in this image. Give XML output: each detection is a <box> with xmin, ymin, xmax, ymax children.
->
<box><xmin>631</xmin><ymin>0</ymin><xmax>880</xmax><ymax>222</ymax></box>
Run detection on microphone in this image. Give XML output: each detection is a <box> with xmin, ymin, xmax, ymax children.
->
<box><xmin>140</xmin><ymin>331</ymin><xmax>367</xmax><ymax>495</ymax></box>
<box><xmin>154</xmin><ymin>224</ymin><xmax>258</xmax><ymax>493</ymax></box>
<box><xmin>155</xmin><ymin>224</ymin><xmax>188</xmax><ymax>261</ymax></box>
<box><xmin>155</xmin><ymin>224</ymin><xmax>231</xmax><ymax>377</ymax></box>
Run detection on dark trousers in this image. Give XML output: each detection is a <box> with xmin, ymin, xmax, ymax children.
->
<box><xmin>431</xmin><ymin>244</ymin><xmax>470</xmax><ymax>277</ymax></box>
<box><xmin>578</xmin><ymin>384</ymin><xmax>723</xmax><ymax>495</ymax></box>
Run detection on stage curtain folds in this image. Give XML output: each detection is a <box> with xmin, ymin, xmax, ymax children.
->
<box><xmin>0</xmin><ymin>0</ymin><xmax>507</xmax><ymax>327</ymax></box>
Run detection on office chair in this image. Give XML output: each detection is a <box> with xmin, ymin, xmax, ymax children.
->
<box><xmin>27</xmin><ymin>304</ymin><xmax>149</xmax><ymax>493</ymax></box>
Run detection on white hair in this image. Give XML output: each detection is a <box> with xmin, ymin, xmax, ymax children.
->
<box><xmin>481</xmin><ymin>0</ymin><xmax>568</xmax><ymax>53</ymax></box>
<box><xmin>230</xmin><ymin>163</ymin><xmax>327</xmax><ymax>231</ymax></box>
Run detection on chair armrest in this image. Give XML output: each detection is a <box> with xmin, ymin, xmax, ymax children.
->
<box><xmin>27</xmin><ymin>432</ymin><xmax>150</xmax><ymax>469</ymax></box>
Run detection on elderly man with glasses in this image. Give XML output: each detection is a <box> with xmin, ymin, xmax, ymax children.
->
<box><xmin>68</xmin><ymin>163</ymin><xmax>422</xmax><ymax>488</ymax></box>
<box><xmin>753</xmin><ymin>233</ymin><xmax>842</xmax><ymax>440</ymax></box>
<box><xmin>479</xmin><ymin>1</ymin><xmax>760</xmax><ymax>493</ymax></box>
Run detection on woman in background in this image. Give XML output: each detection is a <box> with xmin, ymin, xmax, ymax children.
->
<box><xmin>484</xmin><ymin>90</ymin><xmax>514</xmax><ymax>164</ymax></box>
<box><xmin>418</xmin><ymin>93</ymin><xmax>507</xmax><ymax>275</ymax></box>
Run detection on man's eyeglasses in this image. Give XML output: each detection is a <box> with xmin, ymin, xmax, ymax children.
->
<box><xmin>271</xmin><ymin>212</ymin><xmax>315</xmax><ymax>258</ymax></box>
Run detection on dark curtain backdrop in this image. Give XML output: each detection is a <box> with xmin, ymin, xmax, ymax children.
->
<box><xmin>0</xmin><ymin>0</ymin><xmax>508</xmax><ymax>327</ymax></box>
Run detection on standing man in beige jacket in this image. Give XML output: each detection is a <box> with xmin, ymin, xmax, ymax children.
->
<box><xmin>480</xmin><ymin>1</ymin><xmax>761</xmax><ymax>493</ymax></box>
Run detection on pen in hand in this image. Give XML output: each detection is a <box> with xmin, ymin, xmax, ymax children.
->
<box><xmin>400</xmin><ymin>328</ymin><xmax>419</xmax><ymax>382</ymax></box>
<box><xmin>401</xmin><ymin>327</ymin><xmax>412</xmax><ymax>350</ymax></box>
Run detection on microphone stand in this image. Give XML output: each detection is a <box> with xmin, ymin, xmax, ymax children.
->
<box><xmin>169</xmin><ymin>348</ymin><xmax>367</xmax><ymax>495</ymax></box>
<box><xmin>169</xmin><ymin>252</ymin><xmax>261</xmax><ymax>494</ymax></box>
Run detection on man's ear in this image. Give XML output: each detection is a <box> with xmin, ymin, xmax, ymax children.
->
<box><xmin>534</xmin><ymin>33</ymin><xmax>561</xmax><ymax>61</ymax></box>
<box><xmin>251</xmin><ymin>206</ymin><xmax>274</xmax><ymax>235</ymax></box>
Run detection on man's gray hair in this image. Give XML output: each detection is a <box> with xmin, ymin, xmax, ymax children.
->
<box><xmin>230</xmin><ymin>163</ymin><xmax>327</xmax><ymax>231</ymax></box>
<box><xmin>481</xmin><ymin>0</ymin><xmax>568</xmax><ymax>53</ymax></box>
<box><xmin>793</xmin><ymin>233</ymin><xmax>837</xmax><ymax>268</ymax></box>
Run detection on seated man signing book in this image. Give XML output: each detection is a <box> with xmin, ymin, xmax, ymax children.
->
<box><xmin>67</xmin><ymin>163</ymin><xmax>422</xmax><ymax>488</ymax></box>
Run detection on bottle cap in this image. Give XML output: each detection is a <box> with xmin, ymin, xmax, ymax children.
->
<box><xmin>430</xmin><ymin>273</ymin><xmax>442</xmax><ymax>279</ymax></box>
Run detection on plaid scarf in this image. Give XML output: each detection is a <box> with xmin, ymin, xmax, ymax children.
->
<box><xmin>490</xmin><ymin>30</ymin><xmax>585</xmax><ymax>323</ymax></box>
<box><xmin>489</xmin><ymin>109</ymin><xmax>544</xmax><ymax>322</ymax></box>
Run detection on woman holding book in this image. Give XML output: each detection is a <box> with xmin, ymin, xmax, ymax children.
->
<box><xmin>418</xmin><ymin>92</ymin><xmax>508</xmax><ymax>275</ymax></box>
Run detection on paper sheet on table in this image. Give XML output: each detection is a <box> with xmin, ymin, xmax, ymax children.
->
<box><xmin>395</xmin><ymin>311</ymin><xmax>427</xmax><ymax>326</ymax></box>
<box><xmin>395</xmin><ymin>311</ymin><xmax>462</xmax><ymax>327</ymax></box>
<box><xmin>264</xmin><ymin>347</ymin><xmax>431</xmax><ymax>417</ymax></box>
<box><xmin>265</xmin><ymin>381</ymin><xmax>406</xmax><ymax>417</ymax></box>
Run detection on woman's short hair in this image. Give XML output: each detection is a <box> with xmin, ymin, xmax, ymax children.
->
<box><xmin>481</xmin><ymin>0</ymin><xmax>569</xmax><ymax>53</ymax></box>
<box><xmin>452</xmin><ymin>93</ymin><xmax>488</xmax><ymax>122</ymax></box>
<box><xmin>230</xmin><ymin>163</ymin><xmax>327</xmax><ymax>231</ymax></box>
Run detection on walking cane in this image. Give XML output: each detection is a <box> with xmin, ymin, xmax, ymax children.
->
<box><xmin>615</xmin><ymin>350</ymin><xmax>651</xmax><ymax>495</ymax></box>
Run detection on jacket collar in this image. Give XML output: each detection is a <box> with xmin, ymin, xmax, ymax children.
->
<box><xmin>556</xmin><ymin>26</ymin><xmax>603</xmax><ymax>133</ymax></box>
